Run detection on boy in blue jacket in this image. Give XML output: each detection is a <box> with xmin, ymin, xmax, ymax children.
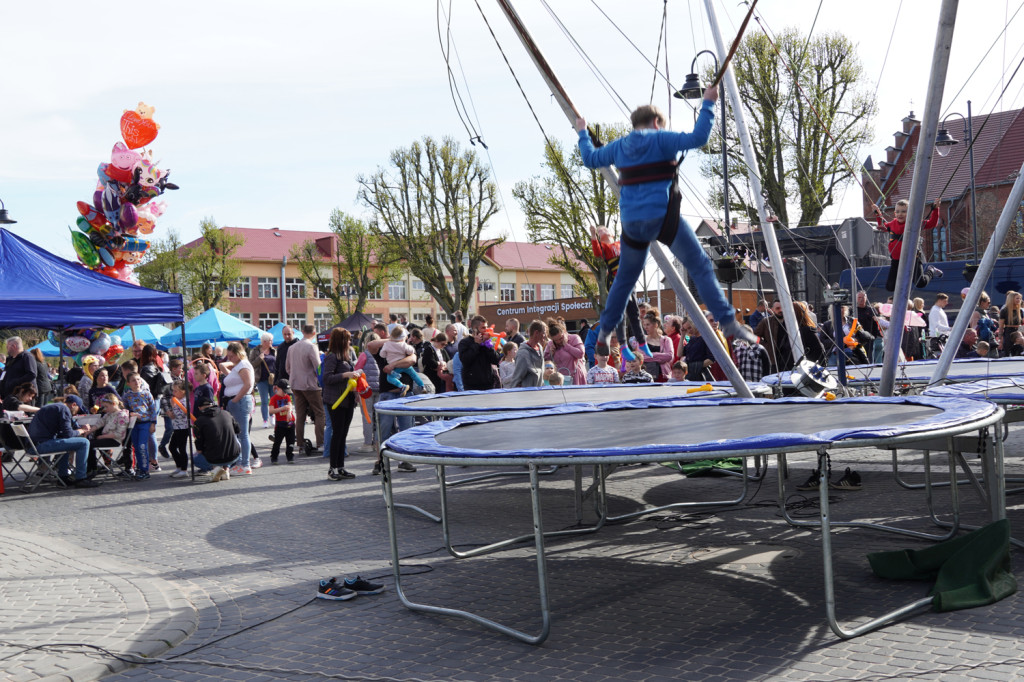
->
<box><xmin>576</xmin><ymin>85</ymin><xmax>755</xmax><ymax>355</ymax></box>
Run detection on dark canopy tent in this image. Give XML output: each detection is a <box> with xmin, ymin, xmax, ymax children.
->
<box><xmin>317</xmin><ymin>311</ymin><xmax>377</xmax><ymax>343</ymax></box>
<box><xmin>0</xmin><ymin>228</ymin><xmax>184</xmax><ymax>329</ymax></box>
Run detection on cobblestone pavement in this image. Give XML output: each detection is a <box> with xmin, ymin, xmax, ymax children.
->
<box><xmin>2</xmin><ymin>417</ymin><xmax>1024</xmax><ymax>681</ymax></box>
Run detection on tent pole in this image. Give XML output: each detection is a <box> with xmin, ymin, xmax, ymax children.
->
<box><xmin>879</xmin><ymin>0</ymin><xmax>958</xmax><ymax>396</ymax></box>
<box><xmin>183</xmin><ymin>326</ymin><xmax>195</xmax><ymax>481</ymax></box>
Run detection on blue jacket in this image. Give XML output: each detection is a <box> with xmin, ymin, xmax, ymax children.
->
<box><xmin>28</xmin><ymin>402</ymin><xmax>76</xmax><ymax>443</ymax></box>
<box><xmin>577</xmin><ymin>99</ymin><xmax>715</xmax><ymax>223</ymax></box>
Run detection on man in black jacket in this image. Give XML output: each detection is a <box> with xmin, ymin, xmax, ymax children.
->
<box><xmin>192</xmin><ymin>396</ymin><xmax>241</xmax><ymax>481</ymax></box>
<box><xmin>275</xmin><ymin>326</ymin><xmax>299</xmax><ymax>382</ymax></box>
<box><xmin>458</xmin><ymin>316</ymin><xmax>502</xmax><ymax>391</ymax></box>
<box><xmin>2</xmin><ymin>337</ymin><xmax>37</xmax><ymax>398</ymax></box>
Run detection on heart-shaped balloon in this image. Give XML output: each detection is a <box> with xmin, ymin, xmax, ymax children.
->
<box><xmin>120</xmin><ymin>111</ymin><xmax>159</xmax><ymax>149</ymax></box>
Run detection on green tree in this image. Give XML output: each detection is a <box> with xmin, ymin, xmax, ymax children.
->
<box><xmin>512</xmin><ymin>127</ymin><xmax>625</xmax><ymax>314</ymax></box>
<box><xmin>700</xmin><ymin>29</ymin><xmax>876</xmax><ymax>227</ymax></box>
<box><xmin>136</xmin><ymin>229</ymin><xmax>185</xmax><ymax>294</ymax></box>
<box><xmin>290</xmin><ymin>209</ymin><xmax>404</xmax><ymax>322</ymax></box>
<box><xmin>357</xmin><ymin>136</ymin><xmax>501</xmax><ymax>316</ymax></box>
<box><xmin>179</xmin><ymin>218</ymin><xmax>243</xmax><ymax>317</ymax></box>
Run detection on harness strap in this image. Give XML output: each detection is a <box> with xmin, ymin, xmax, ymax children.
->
<box><xmin>619</xmin><ymin>176</ymin><xmax>683</xmax><ymax>251</ymax></box>
<box><xmin>617</xmin><ymin>160</ymin><xmax>679</xmax><ymax>186</ymax></box>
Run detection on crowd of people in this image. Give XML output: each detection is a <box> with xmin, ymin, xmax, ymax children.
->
<box><xmin>1</xmin><ymin>287</ymin><xmax>1016</xmax><ymax>491</ymax></box>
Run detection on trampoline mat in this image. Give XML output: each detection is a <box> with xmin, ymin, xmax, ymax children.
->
<box><xmin>377</xmin><ymin>382</ymin><xmax>768</xmax><ymax>414</ymax></box>
<box><xmin>924</xmin><ymin>377</ymin><xmax>1024</xmax><ymax>403</ymax></box>
<box><xmin>386</xmin><ymin>397</ymin><xmax>998</xmax><ymax>459</ymax></box>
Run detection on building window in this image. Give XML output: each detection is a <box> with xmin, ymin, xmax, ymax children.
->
<box><xmin>312</xmin><ymin>282</ymin><xmax>332</xmax><ymax>299</ymax></box>
<box><xmin>285</xmin><ymin>312</ymin><xmax>306</xmax><ymax>329</ymax></box>
<box><xmin>500</xmin><ymin>283</ymin><xmax>515</xmax><ymax>302</ymax></box>
<box><xmin>313</xmin><ymin>312</ymin><xmax>334</xmax><ymax>332</ymax></box>
<box><xmin>412</xmin><ymin>280</ymin><xmax>425</xmax><ymax>293</ymax></box>
<box><xmin>389</xmin><ymin>280</ymin><xmax>407</xmax><ymax>300</ymax></box>
<box><xmin>257</xmin><ymin>277</ymin><xmax>279</xmax><ymax>299</ymax></box>
<box><xmin>258</xmin><ymin>313</ymin><xmax>280</xmax><ymax>330</ymax></box>
<box><xmin>435</xmin><ymin>312</ymin><xmax>449</xmax><ymax>322</ymax></box>
<box><xmin>366</xmin><ymin>286</ymin><xmax>383</xmax><ymax>300</ymax></box>
<box><xmin>521</xmin><ymin>284</ymin><xmax>536</xmax><ymax>302</ymax></box>
<box><xmin>540</xmin><ymin>284</ymin><xmax>555</xmax><ymax>300</ymax></box>
<box><xmin>561</xmin><ymin>284</ymin><xmax>575</xmax><ymax>299</ymax></box>
<box><xmin>413</xmin><ymin>312</ymin><xmax>426</xmax><ymax>322</ymax></box>
<box><xmin>285</xmin><ymin>277</ymin><xmax>306</xmax><ymax>299</ymax></box>
<box><xmin>227</xmin><ymin>279</ymin><xmax>250</xmax><ymax>298</ymax></box>
<box><xmin>230</xmin><ymin>312</ymin><xmax>252</xmax><ymax>325</ymax></box>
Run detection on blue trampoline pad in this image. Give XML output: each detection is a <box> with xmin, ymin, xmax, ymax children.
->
<box><xmin>763</xmin><ymin>357</ymin><xmax>1024</xmax><ymax>387</ymax></box>
<box><xmin>375</xmin><ymin>382</ymin><xmax>769</xmax><ymax>415</ymax></box>
<box><xmin>384</xmin><ymin>396</ymin><xmax>1000</xmax><ymax>462</ymax></box>
<box><xmin>923</xmin><ymin>377</ymin><xmax>1024</xmax><ymax>403</ymax></box>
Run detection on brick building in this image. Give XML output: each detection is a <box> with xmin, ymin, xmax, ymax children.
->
<box><xmin>181</xmin><ymin>227</ymin><xmax>587</xmax><ymax>331</ymax></box>
<box><xmin>862</xmin><ymin>109</ymin><xmax>1024</xmax><ymax>261</ymax></box>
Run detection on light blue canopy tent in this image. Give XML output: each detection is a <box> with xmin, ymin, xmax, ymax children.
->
<box><xmin>29</xmin><ymin>338</ymin><xmax>61</xmax><ymax>357</ymax></box>
<box><xmin>160</xmin><ymin>307</ymin><xmax>262</xmax><ymax>348</ymax></box>
<box><xmin>114</xmin><ymin>323</ymin><xmax>175</xmax><ymax>349</ymax></box>
<box><xmin>249</xmin><ymin>321</ymin><xmax>285</xmax><ymax>346</ymax></box>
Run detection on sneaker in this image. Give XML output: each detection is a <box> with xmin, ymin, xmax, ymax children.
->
<box><xmin>150</xmin><ymin>460</ymin><xmax>161</xmax><ymax>471</ymax></box>
<box><xmin>159</xmin><ymin>445</ymin><xmax>171</xmax><ymax>460</ymax></box>
<box><xmin>251</xmin><ymin>457</ymin><xmax>263</xmax><ymax>469</ymax></box>
<box><xmin>263</xmin><ymin>419</ymin><xmax>271</xmax><ymax>429</ymax></box>
<box><xmin>337</xmin><ymin>468</ymin><xmax>355</xmax><ymax>479</ymax></box>
<box><xmin>230</xmin><ymin>465</ymin><xmax>252</xmax><ymax>476</ymax></box>
<box><xmin>271</xmin><ymin>457</ymin><xmax>279</xmax><ymax>465</ymax></box>
<box><xmin>344</xmin><ymin>576</ymin><xmax>385</xmax><ymax>595</ymax></box>
<box><xmin>134</xmin><ymin>472</ymin><xmax>151</xmax><ymax>481</ymax></box>
<box><xmin>372</xmin><ymin>462</ymin><xmax>382</xmax><ymax>476</ymax></box>
<box><xmin>211</xmin><ymin>466</ymin><xmax>230</xmax><ymax>482</ymax></box>
<box><xmin>397</xmin><ymin>461</ymin><xmax>417</xmax><ymax>473</ymax></box>
<box><xmin>720</xmin><ymin>319</ymin><xmax>758</xmax><ymax>344</ymax></box>
<box><xmin>830</xmin><ymin>467</ymin><xmax>862</xmax><ymax>491</ymax></box>
<box><xmin>594</xmin><ymin>332</ymin><xmax>611</xmax><ymax>359</ymax></box>
<box><xmin>170</xmin><ymin>469</ymin><xmax>188</xmax><ymax>479</ymax></box>
<box><xmin>73</xmin><ymin>477</ymin><xmax>102</xmax><ymax>488</ymax></box>
<box><xmin>926</xmin><ymin>265</ymin><xmax>944</xmax><ymax>279</ymax></box>
<box><xmin>316</xmin><ymin>578</ymin><xmax>357</xmax><ymax>601</ymax></box>
<box><xmin>796</xmin><ymin>469</ymin><xmax>825</xmax><ymax>492</ymax></box>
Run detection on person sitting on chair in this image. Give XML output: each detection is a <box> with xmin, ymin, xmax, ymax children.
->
<box><xmin>26</xmin><ymin>392</ymin><xmax>100</xmax><ymax>488</ymax></box>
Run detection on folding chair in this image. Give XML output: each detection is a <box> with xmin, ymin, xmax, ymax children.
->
<box><xmin>1</xmin><ymin>420</ymin><xmax>32</xmax><ymax>493</ymax></box>
<box><xmin>94</xmin><ymin>416</ymin><xmax>138</xmax><ymax>480</ymax></box>
<box><xmin>10</xmin><ymin>423</ymin><xmax>71</xmax><ymax>492</ymax></box>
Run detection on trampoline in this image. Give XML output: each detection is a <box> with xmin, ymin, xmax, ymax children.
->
<box><xmin>380</xmin><ymin>395</ymin><xmax>1003</xmax><ymax>643</ymax></box>
<box><xmin>763</xmin><ymin>357</ymin><xmax>1024</xmax><ymax>390</ymax></box>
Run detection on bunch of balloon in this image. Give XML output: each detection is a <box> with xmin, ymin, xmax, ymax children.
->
<box><xmin>48</xmin><ymin>330</ymin><xmax>124</xmax><ymax>370</ymax></box>
<box><xmin>70</xmin><ymin>102</ymin><xmax>179</xmax><ymax>284</ymax></box>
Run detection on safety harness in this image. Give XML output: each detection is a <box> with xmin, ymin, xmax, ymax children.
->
<box><xmin>616</xmin><ymin>159</ymin><xmax>682</xmax><ymax>251</ymax></box>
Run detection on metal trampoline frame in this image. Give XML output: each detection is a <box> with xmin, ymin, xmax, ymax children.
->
<box><xmin>380</xmin><ymin>401</ymin><xmax>1004</xmax><ymax>644</ymax></box>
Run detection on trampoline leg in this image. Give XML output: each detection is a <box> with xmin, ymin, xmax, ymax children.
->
<box><xmin>817</xmin><ymin>446</ymin><xmax>934</xmax><ymax>639</ymax></box>
<box><xmin>384</xmin><ymin>456</ymin><xmax>551</xmax><ymax>644</ymax></box>
<box><xmin>439</xmin><ymin>463</ymin><xmax>607</xmax><ymax>560</ymax></box>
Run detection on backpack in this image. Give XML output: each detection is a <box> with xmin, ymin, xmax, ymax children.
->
<box><xmin>977</xmin><ymin>316</ymin><xmax>997</xmax><ymax>343</ymax></box>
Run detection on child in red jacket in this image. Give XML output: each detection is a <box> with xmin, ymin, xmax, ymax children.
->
<box><xmin>872</xmin><ymin>199</ymin><xmax>943</xmax><ymax>292</ymax></box>
<box><xmin>590</xmin><ymin>225</ymin><xmax>650</xmax><ymax>361</ymax></box>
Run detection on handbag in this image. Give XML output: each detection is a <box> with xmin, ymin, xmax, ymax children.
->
<box><xmin>260</xmin><ymin>355</ymin><xmax>275</xmax><ymax>387</ymax></box>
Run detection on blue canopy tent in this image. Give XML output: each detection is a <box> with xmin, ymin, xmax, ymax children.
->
<box><xmin>114</xmin><ymin>323</ymin><xmax>175</xmax><ymax>349</ymax></box>
<box><xmin>249</xmin><ymin>321</ymin><xmax>285</xmax><ymax>347</ymax></box>
<box><xmin>28</xmin><ymin>338</ymin><xmax>61</xmax><ymax>357</ymax></box>
<box><xmin>0</xmin><ymin>229</ymin><xmax>184</xmax><ymax>329</ymax></box>
<box><xmin>162</xmin><ymin>307</ymin><xmax>262</xmax><ymax>348</ymax></box>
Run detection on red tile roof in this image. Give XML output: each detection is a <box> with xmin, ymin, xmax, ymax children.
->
<box><xmin>889</xmin><ymin>108</ymin><xmax>1024</xmax><ymax>202</ymax></box>
<box><xmin>182</xmin><ymin>227</ymin><xmax>575</xmax><ymax>270</ymax></box>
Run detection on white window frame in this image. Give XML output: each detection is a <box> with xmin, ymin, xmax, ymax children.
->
<box><xmin>230</xmin><ymin>312</ymin><xmax>252</xmax><ymax>325</ymax></box>
<box><xmin>285</xmin><ymin>312</ymin><xmax>306</xmax><ymax>329</ymax></box>
<box><xmin>500</xmin><ymin>283</ymin><xmax>515</xmax><ymax>302</ymax></box>
<box><xmin>227</xmin><ymin>279</ymin><xmax>250</xmax><ymax>298</ymax></box>
<box><xmin>258</xmin><ymin>312</ymin><xmax>281</xmax><ymax>331</ymax></box>
<box><xmin>284</xmin><ymin>277</ymin><xmax>306</xmax><ymax>299</ymax></box>
<box><xmin>389</xmin><ymin>280</ymin><xmax>407</xmax><ymax>300</ymax></box>
<box><xmin>313</xmin><ymin>312</ymin><xmax>334</xmax><ymax>332</ymax></box>
<box><xmin>257</xmin><ymin>277</ymin><xmax>279</xmax><ymax>299</ymax></box>
<box><xmin>540</xmin><ymin>284</ymin><xmax>555</xmax><ymax>301</ymax></box>
<box><xmin>521</xmin><ymin>284</ymin><xmax>536</xmax><ymax>302</ymax></box>
<box><xmin>561</xmin><ymin>284</ymin><xmax>575</xmax><ymax>299</ymax></box>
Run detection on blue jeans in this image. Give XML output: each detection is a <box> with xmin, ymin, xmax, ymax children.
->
<box><xmin>322</xmin><ymin>402</ymin><xmax>332</xmax><ymax>458</ymax></box>
<box><xmin>256</xmin><ymin>380</ymin><xmax>271</xmax><ymax>422</ymax></box>
<box><xmin>35</xmin><ymin>436</ymin><xmax>91</xmax><ymax>481</ymax></box>
<box><xmin>160</xmin><ymin>416</ymin><xmax>173</xmax><ymax>449</ymax></box>
<box><xmin>149</xmin><ymin>397</ymin><xmax>162</xmax><ymax>461</ymax></box>
<box><xmin>226</xmin><ymin>395</ymin><xmax>253</xmax><ymax>468</ymax></box>
<box><xmin>376</xmin><ymin>391</ymin><xmax>413</xmax><ymax>444</ymax></box>
<box><xmin>599</xmin><ymin>215</ymin><xmax>734</xmax><ymax>336</ymax></box>
<box><xmin>193</xmin><ymin>451</ymin><xmax>240</xmax><ymax>472</ymax></box>
<box><xmin>131</xmin><ymin>422</ymin><xmax>153</xmax><ymax>473</ymax></box>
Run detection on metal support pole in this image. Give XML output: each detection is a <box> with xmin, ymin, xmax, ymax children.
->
<box><xmin>880</xmin><ymin>0</ymin><xmax>959</xmax><ymax>396</ymax></box>
<box><xmin>928</xmin><ymin>159</ymin><xmax>1024</xmax><ymax>385</ymax></box>
<box><xmin>703</xmin><ymin>0</ymin><xmax>803</xmax><ymax>364</ymax></box>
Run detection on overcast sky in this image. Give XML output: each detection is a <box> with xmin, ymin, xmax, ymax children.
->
<box><xmin>2</xmin><ymin>1</ymin><xmax>1022</xmax><ymax>265</ymax></box>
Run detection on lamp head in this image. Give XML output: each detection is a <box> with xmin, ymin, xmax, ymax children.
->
<box><xmin>674</xmin><ymin>73</ymin><xmax>704</xmax><ymax>100</ymax></box>
<box><xmin>0</xmin><ymin>198</ymin><xmax>14</xmax><ymax>225</ymax></box>
<box><xmin>934</xmin><ymin>127</ymin><xmax>958</xmax><ymax>157</ymax></box>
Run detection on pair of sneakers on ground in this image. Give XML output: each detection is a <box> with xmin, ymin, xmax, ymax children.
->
<box><xmin>317</xmin><ymin>576</ymin><xmax>385</xmax><ymax>601</ymax></box>
<box><xmin>796</xmin><ymin>467</ymin><xmax>862</xmax><ymax>491</ymax></box>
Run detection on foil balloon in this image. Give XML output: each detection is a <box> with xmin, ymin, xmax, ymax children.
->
<box><xmin>88</xmin><ymin>332</ymin><xmax>111</xmax><ymax>355</ymax></box>
<box><xmin>65</xmin><ymin>336</ymin><xmax>92</xmax><ymax>354</ymax></box>
<box><xmin>103</xmin><ymin>344</ymin><xmax>124</xmax><ymax>362</ymax></box>
<box><xmin>70</xmin><ymin>229</ymin><xmax>100</xmax><ymax>268</ymax></box>
<box><xmin>120</xmin><ymin>110</ymin><xmax>159</xmax><ymax>149</ymax></box>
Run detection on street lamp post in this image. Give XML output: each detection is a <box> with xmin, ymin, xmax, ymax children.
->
<box><xmin>0</xmin><ymin>197</ymin><xmax>16</xmax><ymax>225</ymax></box>
<box><xmin>935</xmin><ymin>102</ymin><xmax>979</xmax><ymax>268</ymax></box>
<box><xmin>675</xmin><ymin>50</ymin><xmax>735</xmax><ymax>303</ymax></box>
